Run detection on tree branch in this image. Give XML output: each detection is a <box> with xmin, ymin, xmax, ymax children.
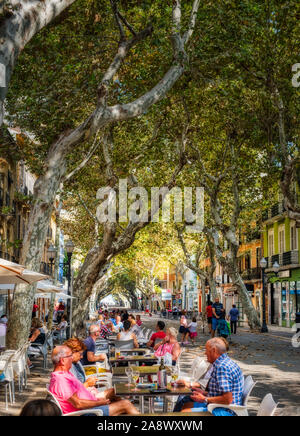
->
<box><xmin>62</xmin><ymin>132</ymin><xmax>100</xmax><ymax>183</ymax></box>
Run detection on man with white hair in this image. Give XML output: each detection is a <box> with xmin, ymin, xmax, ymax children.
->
<box><xmin>49</xmin><ymin>345</ymin><xmax>139</xmax><ymax>415</ymax></box>
<box><xmin>81</xmin><ymin>324</ymin><xmax>107</xmax><ymax>366</ymax></box>
<box><xmin>174</xmin><ymin>338</ymin><xmax>244</xmax><ymax>415</ymax></box>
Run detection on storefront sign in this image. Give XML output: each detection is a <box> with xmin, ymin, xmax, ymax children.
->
<box><xmin>278</xmin><ymin>270</ymin><xmax>290</xmax><ymax>278</ymax></box>
<box><xmin>161</xmin><ymin>291</ymin><xmax>172</xmax><ymax>301</ymax></box>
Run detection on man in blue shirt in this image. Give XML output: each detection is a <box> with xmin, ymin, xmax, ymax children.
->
<box><xmin>229</xmin><ymin>305</ymin><xmax>239</xmax><ymax>334</ymax></box>
<box><xmin>212</xmin><ymin>297</ymin><xmax>225</xmax><ymax>338</ymax></box>
<box><xmin>174</xmin><ymin>338</ymin><xmax>244</xmax><ymax>415</ymax></box>
<box><xmin>81</xmin><ymin>325</ymin><xmax>107</xmax><ymax>366</ymax></box>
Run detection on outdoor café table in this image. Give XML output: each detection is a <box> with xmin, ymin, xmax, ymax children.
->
<box><xmin>110</xmin><ymin>354</ymin><xmax>157</xmax><ymax>366</ymax></box>
<box><xmin>110</xmin><ymin>348</ymin><xmax>148</xmax><ymax>356</ymax></box>
<box><xmin>114</xmin><ymin>382</ymin><xmax>194</xmax><ymax>414</ymax></box>
<box><xmin>112</xmin><ymin>364</ymin><xmax>171</xmax><ymax>379</ymax></box>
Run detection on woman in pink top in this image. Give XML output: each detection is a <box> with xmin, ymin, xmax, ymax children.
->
<box><xmin>154</xmin><ymin>327</ymin><xmax>181</xmax><ymax>366</ymax></box>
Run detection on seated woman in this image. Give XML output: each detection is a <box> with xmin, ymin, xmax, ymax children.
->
<box><xmin>53</xmin><ymin>315</ymin><xmax>68</xmax><ymax>339</ymax></box>
<box><xmin>28</xmin><ymin>318</ymin><xmax>46</xmax><ymax>368</ymax></box>
<box><xmin>64</xmin><ymin>337</ymin><xmax>116</xmax><ymax>402</ymax></box>
<box><xmin>154</xmin><ymin>327</ymin><xmax>181</xmax><ymax>366</ymax></box>
<box><xmin>116</xmin><ymin>320</ymin><xmax>139</xmax><ymax>348</ymax></box>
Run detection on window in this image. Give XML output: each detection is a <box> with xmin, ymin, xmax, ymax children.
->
<box><xmin>279</xmin><ymin>226</ymin><xmax>285</xmax><ymax>254</ymax></box>
<box><xmin>291</xmin><ymin>223</ymin><xmax>298</xmax><ymax>251</ymax></box>
<box><xmin>245</xmin><ymin>253</ymin><xmax>251</xmax><ymax>270</ymax></box>
<box><xmin>268</xmin><ymin>231</ymin><xmax>274</xmax><ymax>257</ymax></box>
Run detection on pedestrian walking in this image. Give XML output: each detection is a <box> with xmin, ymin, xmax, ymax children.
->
<box><xmin>211</xmin><ymin>297</ymin><xmax>225</xmax><ymax>338</ymax></box>
<box><xmin>188</xmin><ymin>317</ymin><xmax>198</xmax><ymax>346</ymax></box>
<box><xmin>179</xmin><ymin>310</ymin><xmax>190</xmax><ymax>345</ymax></box>
<box><xmin>228</xmin><ymin>304</ymin><xmax>239</xmax><ymax>334</ymax></box>
<box><xmin>206</xmin><ymin>301</ymin><xmax>213</xmax><ymax>334</ymax></box>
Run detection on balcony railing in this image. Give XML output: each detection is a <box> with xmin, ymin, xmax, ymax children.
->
<box><xmin>263</xmin><ymin>202</ymin><xmax>287</xmax><ymax>221</ymax></box>
<box><xmin>0</xmin><ymin>251</ymin><xmax>17</xmax><ymax>262</ymax></box>
<box><xmin>265</xmin><ymin>251</ymin><xmax>299</xmax><ymax>268</ymax></box>
<box><xmin>241</xmin><ymin>268</ymin><xmax>261</xmax><ymax>281</ymax></box>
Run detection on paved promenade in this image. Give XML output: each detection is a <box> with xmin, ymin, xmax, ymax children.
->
<box><xmin>0</xmin><ymin>312</ymin><xmax>299</xmax><ymax>416</ymax></box>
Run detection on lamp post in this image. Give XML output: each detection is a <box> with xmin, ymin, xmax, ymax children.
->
<box><xmin>260</xmin><ymin>257</ymin><xmax>268</xmax><ymax>333</ymax></box>
<box><xmin>65</xmin><ymin>240</ymin><xmax>74</xmax><ymax>338</ymax></box>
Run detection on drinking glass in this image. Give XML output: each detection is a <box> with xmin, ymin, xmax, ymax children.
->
<box><xmin>125</xmin><ymin>366</ymin><xmax>133</xmax><ymax>386</ymax></box>
<box><xmin>132</xmin><ymin>370</ymin><xmax>139</xmax><ymax>392</ymax></box>
<box><xmin>170</xmin><ymin>366</ymin><xmax>179</xmax><ymax>390</ymax></box>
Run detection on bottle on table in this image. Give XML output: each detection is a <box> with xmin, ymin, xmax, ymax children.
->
<box><xmin>157</xmin><ymin>357</ymin><xmax>167</xmax><ymax>388</ymax></box>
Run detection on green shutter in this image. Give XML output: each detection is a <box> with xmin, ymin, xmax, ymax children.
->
<box><xmin>285</xmin><ymin>217</ymin><xmax>290</xmax><ymax>252</ymax></box>
<box><xmin>274</xmin><ymin>222</ymin><xmax>279</xmax><ymax>255</ymax></box>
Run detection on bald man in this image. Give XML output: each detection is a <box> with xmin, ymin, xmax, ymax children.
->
<box><xmin>174</xmin><ymin>338</ymin><xmax>244</xmax><ymax>415</ymax></box>
<box><xmin>81</xmin><ymin>324</ymin><xmax>107</xmax><ymax>366</ymax></box>
<box><xmin>49</xmin><ymin>346</ymin><xmax>139</xmax><ymax>416</ymax></box>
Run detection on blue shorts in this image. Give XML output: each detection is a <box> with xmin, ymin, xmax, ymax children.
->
<box><xmin>191</xmin><ymin>402</ymin><xmax>237</xmax><ymax>416</ymax></box>
<box><xmin>83</xmin><ymin>405</ymin><xmax>109</xmax><ymax>416</ymax></box>
<box><xmin>191</xmin><ymin>402</ymin><xmax>208</xmax><ymax>412</ymax></box>
<box><xmin>212</xmin><ymin>318</ymin><xmax>219</xmax><ymax>330</ymax></box>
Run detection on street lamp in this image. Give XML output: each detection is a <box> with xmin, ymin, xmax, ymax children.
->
<box><xmin>47</xmin><ymin>244</ymin><xmax>57</xmax><ymax>276</ymax></box>
<box><xmin>260</xmin><ymin>257</ymin><xmax>268</xmax><ymax>333</ymax></box>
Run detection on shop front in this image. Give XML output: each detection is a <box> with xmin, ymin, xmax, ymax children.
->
<box><xmin>269</xmin><ymin>268</ymin><xmax>300</xmax><ymax>327</ymax></box>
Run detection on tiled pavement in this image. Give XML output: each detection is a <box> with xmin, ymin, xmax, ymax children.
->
<box><xmin>0</xmin><ymin>311</ymin><xmax>299</xmax><ymax>415</ymax></box>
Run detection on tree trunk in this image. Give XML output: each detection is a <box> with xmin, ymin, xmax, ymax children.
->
<box><xmin>230</xmin><ymin>270</ymin><xmax>261</xmax><ymax>330</ymax></box>
<box><xmin>6</xmin><ymin>140</ymin><xmax>69</xmax><ymax>349</ymax></box>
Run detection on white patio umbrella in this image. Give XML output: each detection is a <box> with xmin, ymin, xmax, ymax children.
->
<box><xmin>55</xmin><ymin>292</ymin><xmax>76</xmax><ymax>300</ymax></box>
<box><xmin>0</xmin><ymin>269</ymin><xmax>48</xmax><ymax>285</ymax></box>
<box><xmin>36</xmin><ymin>280</ymin><xmax>63</xmax><ymax>293</ymax></box>
<box><xmin>0</xmin><ymin>258</ymin><xmax>25</xmax><ymax>275</ymax></box>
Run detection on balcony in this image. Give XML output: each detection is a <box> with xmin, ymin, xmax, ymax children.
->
<box><xmin>262</xmin><ymin>202</ymin><xmax>287</xmax><ymax>222</ymax></box>
<box><xmin>241</xmin><ymin>268</ymin><xmax>261</xmax><ymax>281</ymax></box>
<box><xmin>0</xmin><ymin>251</ymin><xmax>17</xmax><ymax>262</ymax></box>
<box><xmin>265</xmin><ymin>251</ymin><xmax>299</xmax><ymax>268</ymax></box>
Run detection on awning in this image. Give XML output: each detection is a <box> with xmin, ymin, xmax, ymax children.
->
<box><xmin>269</xmin><ymin>268</ymin><xmax>300</xmax><ymax>284</ymax></box>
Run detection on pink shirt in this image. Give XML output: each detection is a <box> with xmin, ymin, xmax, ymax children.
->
<box><xmin>154</xmin><ymin>342</ymin><xmax>174</xmax><ymax>358</ymax></box>
<box><xmin>49</xmin><ymin>370</ymin><xmax>97</xmax><ymax>414</ymax></box>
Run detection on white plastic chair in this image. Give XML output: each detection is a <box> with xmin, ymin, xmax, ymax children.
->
<box><xmin>178</xmin><ymin>357</ymin><xmax>210</xmax><ymax>384</ymax></box>
<box><xmin>0</xmin><ymin>335</ymin><xmax>5</xmax><ymax>349</ymax></box>
<box><xmin>207</xmin><ymin>375</ymin><xmax>256</xmax><ymax>416</ymax></box>
<box><xmin>257</xmin><ymin>394</ymin><xmax>278</xmax><ymax>416</ymax></box>
<box><xmin>46</xmin><ymin>385</ymin><xmax>103</xmax><ymax>416</ymax></box>
<box><xmin>113</xmin><ymin>339</ymin><xmax>134</xmax><ymax>351</ymax></box>
<box><xmin>0</xmin><ymin>353</ymin><xmax>15</xmax><ymax>409</ymax></box>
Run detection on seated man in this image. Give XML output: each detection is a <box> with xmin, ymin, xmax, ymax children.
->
<box><xmin>174</xmin><ymin>338</ymin><xmax>244</xmax><ymax>416</ymax></box>
<box><xmin>81</xmin><ymin>325</ymin><xmax>107</xmax><ymax>366</ymax></box>
<box><xmin>49</xmin><ymin>345</ymin><xmax>139</xmax><ymax>415</ymax></box>
<box><xmin>146</xmin><ymin>321</ymin><xmax>166</xmax><ymax>348</ymax></box>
